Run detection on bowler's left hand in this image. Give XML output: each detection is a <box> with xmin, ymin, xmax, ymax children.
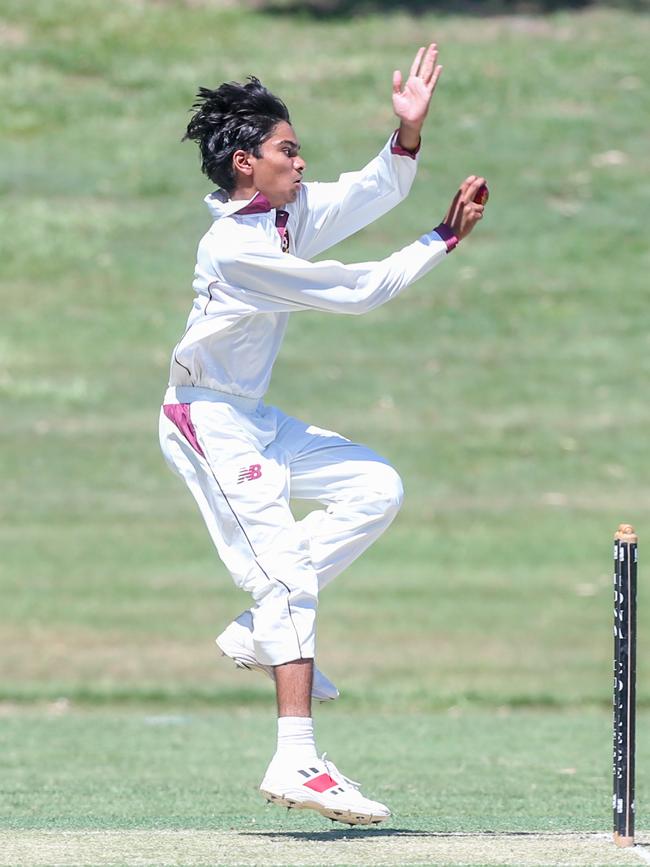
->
<box><xmin>392</xmin><ymin>43</ymin><xmax>442</xmax><ymax>137</ymax></box>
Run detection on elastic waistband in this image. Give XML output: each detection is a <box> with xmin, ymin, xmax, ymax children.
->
<box><xmin>163</xmin><ymin>386</ymin><xmax>261</xmax><ymax>412</ymax></box>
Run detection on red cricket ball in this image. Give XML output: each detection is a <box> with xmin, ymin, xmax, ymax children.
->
<box><xmin>474</xmin><ymin>183</ymin><xmax>489</xmax><ymax>205</ymax></box>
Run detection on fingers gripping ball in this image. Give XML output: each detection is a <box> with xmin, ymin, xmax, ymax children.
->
<box><xmin>474</xmin><ymin>183</ymin><xmax>489</xmax><ymax>205</ymax></box>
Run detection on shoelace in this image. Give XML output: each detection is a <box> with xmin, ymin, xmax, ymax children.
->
<box><xmin>321</xmin><ymin>753</ymin><xmax>361</xmax><ymax>790</ymax></box>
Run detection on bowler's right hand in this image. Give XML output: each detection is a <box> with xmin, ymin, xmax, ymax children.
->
<box><xmin>443</xmin><ymin>176</ymin><xmax>487</xmax><ymax>240</ymax></box>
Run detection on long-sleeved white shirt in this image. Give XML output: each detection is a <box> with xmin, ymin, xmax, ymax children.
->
<box><xmin>167</xmin><ymin>132</ymin><xmax>457</xmax><ymax>399</ymax></box>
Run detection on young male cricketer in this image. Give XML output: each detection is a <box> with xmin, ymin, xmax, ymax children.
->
<box><xmin>159</xmin><ymin>43</ymin><xmax>487</xmax><ymax>825</ymax></box>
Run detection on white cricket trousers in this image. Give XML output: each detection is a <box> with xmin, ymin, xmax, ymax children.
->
<box><xmin>159</xmin><ymin>386</ymin><xmax>403</xmax><ymax>666</ymax></box>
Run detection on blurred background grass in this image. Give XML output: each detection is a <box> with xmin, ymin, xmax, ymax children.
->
<box><xmin>1</xmin><ymin>0</ymin><xmax>649</xmax><ymax>715</ymax></box>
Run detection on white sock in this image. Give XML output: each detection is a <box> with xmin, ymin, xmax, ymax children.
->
<box><xmin>273</xmin><ymin>716</ymin><xmax>318</xmax><ymax>764</ymax></box>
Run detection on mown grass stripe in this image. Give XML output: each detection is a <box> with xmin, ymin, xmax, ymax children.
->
<box><xmin>0</xmin><ymin>685</ymin><xmax>642</xmax><ymax>710</ymax></box>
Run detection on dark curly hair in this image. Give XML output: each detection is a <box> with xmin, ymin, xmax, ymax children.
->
<box><xmin>184</xmin><ymin>77</ymin><xmax>291</xmax><ymax>193</ymax></box>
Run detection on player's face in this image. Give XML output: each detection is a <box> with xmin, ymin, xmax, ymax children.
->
<box><xmin>250</xmin><ymin>121</ymin><xmax>305</xmax><ymax>208</ymax></box>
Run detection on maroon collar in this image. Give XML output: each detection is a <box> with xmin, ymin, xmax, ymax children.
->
<box><xmin>233</xmin><ymin>192</ymin><xmax>289</xmax><ymax>232</ymax></box>
<box><xmin>232</xmin><ymin>192</ymin><xmax>273</xmax><ymax>216</ymax></box>
<box><xmin>231</xmin><ymin>192</ymin><xmax>290</xmax><ymax>251</ymax></box>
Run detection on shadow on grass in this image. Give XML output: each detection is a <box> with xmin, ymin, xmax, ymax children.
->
<box><xmin>256</xmin><ymin>0</ymin><xmax>650</xmax><ymax>18</ymax></box>
<box><xmin>242</xmin><ymin>828</ymin><xmax>592</xmax><ymax>840</ymax></box>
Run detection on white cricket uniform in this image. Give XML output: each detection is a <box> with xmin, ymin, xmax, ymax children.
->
<box><xmin>159</xmin><ymin>132</ymin><xmax>457</xmax><ymax>666</ymax></box>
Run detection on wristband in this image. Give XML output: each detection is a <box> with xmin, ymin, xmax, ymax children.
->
<box><xmin>433</xmin><ymin>223</ymin><xmax>459</xmax><ymax>252</ymax></box>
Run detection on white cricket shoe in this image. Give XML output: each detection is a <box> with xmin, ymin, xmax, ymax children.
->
<box><xmin>215</xmin><ymin>611</ymin><xmax>339</xmax><ymax>702</ymax></box>
<box><xmin>260</xmin><ymin>753</ymin><xmax>391</xmax><ymax>826</ymax></box>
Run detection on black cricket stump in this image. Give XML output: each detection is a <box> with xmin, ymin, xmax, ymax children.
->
<box><xmin>613</xmin><ymin>523</ymin><xmax>637</xmax><ymax>847</ymax></box>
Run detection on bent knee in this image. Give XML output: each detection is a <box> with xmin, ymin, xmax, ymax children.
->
<box><xmin>368</xmin><ymin>463</ymin><xmax>404</xmax><ymax>518</ymax></box>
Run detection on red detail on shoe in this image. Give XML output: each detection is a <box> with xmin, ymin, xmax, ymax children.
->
<box><xmin>303</xmin><ymin>773</ymin><xmax>338</xmax><ymax>793</ymax></box>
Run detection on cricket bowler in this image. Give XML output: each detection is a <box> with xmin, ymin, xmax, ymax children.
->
<box><xmin>159</xmin><ymin>43</ymin><xmax>486</xmax><ymax>825</ymax></box>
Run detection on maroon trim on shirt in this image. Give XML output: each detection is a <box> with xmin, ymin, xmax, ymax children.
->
<box><xmin>390</xmin><ymin>129</ymin><xmax>421</xmax><ymax>159</ymax></box>
<box><xmin>232</xmin><ymin>192</ymin><xmax>273</xmax><ymax>215</ymax></box>
<box><xmin>433</xmin><ymin>222</ymin><xmax>459</xmax><ymax>252</ymax></box>
<box><xmin>275</xmin><ymin>208</ymin><xmax>289</xmax><ymax>251</ymax></box>
<box><xmin>232</xmin><ymin>193</ymin><xmax>290</xmax><ymax>249</ymax></box>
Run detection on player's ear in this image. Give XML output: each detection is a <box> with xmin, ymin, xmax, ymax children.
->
<box><xmin>233</xmin><ymin>149</ymin><xmax>254</xmax><ymax>178</ymax></box>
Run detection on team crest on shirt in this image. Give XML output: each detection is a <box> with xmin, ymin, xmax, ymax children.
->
<box><xmin>238</xmin><ymin>464</ymin><xmax>262</xmax><ymax>483</ymax></box>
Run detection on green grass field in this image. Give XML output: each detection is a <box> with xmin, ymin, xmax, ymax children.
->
<box><xmin>2</xmin><ymin>1</ymin><xmax>650</xmax><ymax>864</ymax></box>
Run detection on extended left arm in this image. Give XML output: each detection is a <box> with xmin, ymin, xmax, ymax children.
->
<box><xmin>289</xmin><ymin>44</ymin><xmax>443</xmax><ymax>260</ymax></box>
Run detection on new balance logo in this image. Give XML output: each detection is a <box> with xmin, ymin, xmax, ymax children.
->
<box><xmin>237</xmin><ymin>464</ymin><xmax>262</xmax><ymax>484</ymax></box>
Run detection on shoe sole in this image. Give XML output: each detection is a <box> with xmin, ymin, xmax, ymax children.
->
<box><xmin>216</xmin><ymin>637</ymin><xmax>271</xmax><ymax>676</ymax></box>
<box><xmin>260</xmin><ymin>788</ymin><xmax>389</xmax><ymax>826</ymax></box>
